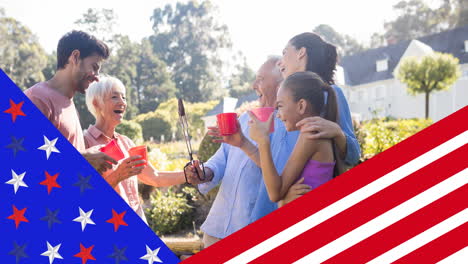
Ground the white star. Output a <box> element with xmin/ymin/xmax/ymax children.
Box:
<box><xmin>41</xmin><ymin>241</ymin><xmax>63</xmax><ymax>264</ymax></box>
<box><xmin>38</xmin><ymin>135</ymin><xmax>60</xmax><ymax>159</ymax></box>
<box><xmin>5</xmin><ymin>169</ymin><xmax>28</xmax><ymax>194</ymax></box>
<box><xmin>140</xmin><ymin>245</ymin><xmax>163</xmax><ymax>264</ymax></box>
<box><xmin>73</xmin><ymin>207</ymin><xmax>95</xmax><ymax>231</ymax></box>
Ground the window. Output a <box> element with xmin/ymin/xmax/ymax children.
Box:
<box><xmin>465</xmin><ymin>40</ymin><xmax>468</xmax><ymax>52</ymax></box>
<box><xmin>376</xmin><ymin>59</ymin><xmax>388</xmax><ymax>72</ymax></box>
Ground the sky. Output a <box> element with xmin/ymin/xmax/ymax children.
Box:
<box><xmin>0</xmin><ymin>0</ymin><xmax>442</xmax><ymax>70</ymax></box>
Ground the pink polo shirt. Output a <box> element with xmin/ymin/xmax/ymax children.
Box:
<box><xmin>84</xmin><ymin>125</ymin><xmax>147</xmax><ymax>223</ymax></box>
<box><xmin>24</xmin><ymin>82</ymin><xmax>86</xmax><ymax>152</ymax></box>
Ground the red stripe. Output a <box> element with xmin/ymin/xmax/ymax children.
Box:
<box><xmin>249</xmin><ymin>145</ymin><xmax>468</xmax><ymax>263</ymax></box>
<box><xmin>183</xmin><ymin>106</ymin><xmax>468</xmax><ymax>264</ymax></box>
<box><xmin>325</xmin><ymin>184</ymin><xmax>468</xmax><ymax>264</ymax></box>
<box><xmin>393</xmin><ymin>222</ymin><xmax>468</xmax><ymax>264</ymax></box>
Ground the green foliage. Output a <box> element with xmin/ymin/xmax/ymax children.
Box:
<box><xmin>146</xmin><ymin>187</ymin><xmax>195</xmax><ymax>235</ymax></box>
<box><xmin>116</xmin><ymin>119</ymin><xmax>143</xmax><ymax>145</ymax></box>
<box><xmin>135</xmin><ymin>39</ymin><xmax>176</xmax><ymax>114</ymax></box>
<box><xmin>137</xmin><ymin>98</ymin><xmax>219</xmax><ymax>141</ymax></box>
<box><xmin>313</xmin><ymin>24</ymin><xmax>365</xmax><ymax>56</ymax></box>
<box><xmin>101</xmin><ymin>35</ymin><xmax>140</xmax><ymax>119</ymax></box>
<box><xmin>457</xmin><ymin>0</ymin><xmax>468</xmax><ymax>27</ymax></box>
<box><xmin>397</xmin><ymin>52</ymin><xmax>461</xmax><ymax>118</ymax></box>
<box><xmin>198</xmin><ymin>133</ymin><xmax>221</xmax><ymax>163</ymax></box>
<box><xmin>228</xmin><ymin>55</ymin><xmax>255</xmax><ymax>98</ymax></box>
<box><xmin>74</xmin><ymin>93</ymin><xmax>95</xmax><ymax>129</ymax></box>
<box><xmin>150</xmin><ymin>0</ymin><xmax>232</xmax><ymax>102</ymax></box>
<box><xmin>360</xmin><ymin>118</ymin><xmax>433</xmax><ymax>159</ymax></box>
<box><xmin>0</xmin><ymin>15</ymin><xmax>47</xmax><ymax>90</ymax></box>
<box><xmin>376</xmin><ymin>0</ymin><xmax>465</xmax><ymax>45</ymax></box>
<box><xmin>42</xmin><ymin>52</ymin><xmax>57</xmax><ymax>80</ymax></box>
<box><xmin>135</xmin><ymin>111</ymin><xmax>172</xmax><ymax>142</ymax></box>
<box><xmin>74</xmin><ymin>8</ymin><xmax>119</xmax><ymax>48</ymax></box>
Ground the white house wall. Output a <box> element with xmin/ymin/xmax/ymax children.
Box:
<box><xmin>343</xmin><ymin>63</ymin><xmax>468</xmax><ymax>121</ymax></box>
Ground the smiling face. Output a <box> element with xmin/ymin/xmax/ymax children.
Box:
<box><xmin>277</xmin><ymin>42</ymin><xmax>307</xmax><ymax>79</ymax></box>
<box><xmin>97</xmin><ymin>85</ymin><xmax>127</xmax><ymax>126</ymax></box>
<box><xmin>276</xmin><ymin>85</ymin><xmax>304</xmax><ymax>132</ymax></box>
<box><xmin>252</xmin><ymin>59</ymin><xmax>282</xmax><ymax>107</ymax></box>
<box><xmin>73</xmin><ymin>52</ymin><xmax>104</xmax><ymax>94</ymax></box>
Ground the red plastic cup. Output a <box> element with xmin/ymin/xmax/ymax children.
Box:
<box><xmin>99</xmin><ymin>139</ymin><xmax>125</xmax><ymax>161</ymax></box>
<box><xmin>251</xmin><ymin>107</ymin><xmax>275</xmax><ymax>132</ymax></box>
<box><xmin>128</xmin><ymin>146</ymin><xmax>148</xmax><ymax>167</ymax></box>
<box><xmin>216</xmin><ymin>113</ymin><xmax>238</xmax><ymax>135</ymax></box>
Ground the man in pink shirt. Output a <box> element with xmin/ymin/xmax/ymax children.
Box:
<box><xmin>25</xmin><ymin>30</ymin><xmax>116</xmax><ymax>173</ymax></box>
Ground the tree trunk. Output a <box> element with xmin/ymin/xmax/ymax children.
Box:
<box><xmin>425</xmin><ymin>92</ymin><xmax>430</xmax><ymax>119</ymax></box>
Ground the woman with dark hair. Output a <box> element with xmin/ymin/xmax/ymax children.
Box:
<box><xmin>249</xmin><ymin>72</ymin><xmax>343</xmax><ymax>203</ymax></box>
<box><xmin>278</xmin><ymin>32</ymin><xmax>360</xmax><ymax>167</ymax></box>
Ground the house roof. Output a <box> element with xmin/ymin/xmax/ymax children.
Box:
<box><xmin>235</xmin><ymin>92</ymin><xmax>258</xmax><ymax>108</ymax></box>
<box><xmin>340</xmin><ymin>25</ymin><xmax>468</xmax><ymax>86</ymax></box>
<box><xmin>205</xmin><ymin>92</ymin><xmax>258</xmax><ymax>116</ymax></box>
<box><xmin>205</xmin><ymin>101</ymin><xmax>225</xmax><ymax>116</ymax></box>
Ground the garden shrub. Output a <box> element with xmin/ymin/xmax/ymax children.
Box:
<box><xmin>198</xmin><ymin>133</ymin><xmax>221</xmax><ymax>163</ymax></box>
<box><xmin>116</xmin><ymin>119</ymin><xmax>143</xmax><ymax>145</ymax></box>
<box><xmin>146</xmin><ymin>187</ymin><xmax>195</xmax><ymax>236</ymax></box>
<box><xmin>361</xmin><ymin>118</ymin><xmax>432</xmax><ymax>159</ymax></box>
<box><xmin>135</xmin><ymin>111</ymin><xmax>172</xmax><ymax>142</ymax></box>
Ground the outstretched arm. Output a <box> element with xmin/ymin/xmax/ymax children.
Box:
<box><xmin>249</xmin><ymin>112</ymin><xmax>316</xmax><ymax>202</ymax></box>
<box><xmin>138</xmin><ymin>163</ymin><xmax>186</xmax><ymax>187</ymax></box>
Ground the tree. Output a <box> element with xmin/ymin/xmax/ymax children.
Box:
<box><xmin>150</xmin><ymin>1</ymin><xmax>232</xmax><ymax>102</ymax></box>
<box><xmin>455</xmin><ymin>0</ymin><xmax>468</xmax><ymax>26</ymax></box>
<box><xmin>313</xmin><ymin>24</ymin><xmax>365</xmax><ymax>56</ymax></box>
<box><xmin>100</xmin><ymin>35</ymin><xmax>140</xmax><ymax>119</ymax></box>
<box><xmin>384</xmin><ymin>0</ymin><xmax>441</xmax><ymax>43</ymax></box>
<box><xmin>42</xmin><ymin>52</ymin><xmax>57</xmax><ymax>80</ymax></box>
<box><xmin>397</xmin><ymin>52</ymin><xmax>461</xmax><ymax>118</ymax></box>
<box><xmin>381</xmin><ymin>0</ymin><xmax>466</xmax><ymax>45</ymax></box>
<box><xmin>74</xmin><ymin>8</ymin><xmax>119</xmax><ymax>49</ymax></box>
<box><xmin>0</xmin><ymin>14</ymin><xmax>47</xmax><ymax>90</ymax></box>
<box><xmin>135</xmin><ymin>39</ymin><xmax>176</xmax><ymax>113</ymax></box>
<box><xmin>228</xmin><ymin>54</ymin><xmax>255</xmax><ymax>98</ymax></box>
<box><xmin>102</xmin><ymin>36</ymin><xmax>176</xmax><ymax>115</ymax></box>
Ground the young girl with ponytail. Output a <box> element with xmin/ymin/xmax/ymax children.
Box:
<box><xmin>249</xmin><ymin>71</ymin><xmax>343</xmax><ymax>203</ymax></box>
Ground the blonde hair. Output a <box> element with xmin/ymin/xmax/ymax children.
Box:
<box><xmin>86</xmin><ymin>75</ymin><xmax>126</xmax><ymax>119</ymax></box>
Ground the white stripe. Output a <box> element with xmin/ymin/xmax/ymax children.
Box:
<box><xmin>437</xmin><ymin>246</ymin><xmax>468</xmax><ymax>264</ymax></box>
<box><xmin>295</xmin><ymin>170</ymin><xmax>468</xmax><ymax>264</ymax></box>
<box><xmin>224</xmin><ymin>131</ymin><xmax>468</xmax><ymax>264</ymax></box>
<box><xmin>368</xmin><ymin>209</ymin><xmax>468</xmax><ymax>264</ymax></box>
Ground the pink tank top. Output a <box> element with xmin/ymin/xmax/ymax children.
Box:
<box><xmin>301</xmin><ymin>159</ymin><xmax>335</xmax><ymax>189</ymax></box>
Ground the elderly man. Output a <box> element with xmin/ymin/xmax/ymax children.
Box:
<box><xmin>186</xmin><ymin>56</ymin><xmax>301</xmax><ymax>247</ymax></box>
<box><xmin>25</xmin><ymin>30</ymin><xmax>116</xmax><ymax>173</ymax></box>
<box><xmin>188</xmin><ymin>54</ymin><xmax>361</xmax><ymax>249</ymax></box>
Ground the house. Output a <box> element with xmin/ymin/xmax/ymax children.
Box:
<box><xmin>340</xmin><ymin>25</ymin><xmax>468</xmax><ymax>121</ymax></box>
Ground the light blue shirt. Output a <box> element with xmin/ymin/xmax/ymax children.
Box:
<box><xmin>333</xmin><ymin>85</ymin><xmax>361</xmax><ymax>166</ymax></box>
<box><xmin>199</xmin><ymin>85</ymin><xmax>360</xmax><ymax>238</ymax></box>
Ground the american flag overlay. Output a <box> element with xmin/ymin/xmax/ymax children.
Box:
<box><xmin>184</xmin><ymin>107</ymin><xmax>467</xmax><ymax>262</ymax></box>
<box><xmin>0</xmin><ymin>69</ymin><xmax>180</xmax><ymax>264</ymax></box>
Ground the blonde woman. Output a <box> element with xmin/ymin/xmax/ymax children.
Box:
<box><xmin>84</xmin><ymin>76</ymin><xmax>186</xmax><ymax>222</ymax></box>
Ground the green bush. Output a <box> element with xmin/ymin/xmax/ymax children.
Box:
<box><xmin>198</xmin><ymin>133</ymin><xmax>221</xmax><ymax>163</ymax></box>
<box><xmin>135</xmin><ymin>111</ymin><xmax>172</xmax><ymax>142</ymax></box>
<box><xmin>361</xmin><ymin>118</ymin><xmax>432</xmax><ymax>159</ymax></box>
<box><xmin>153</xmin><ymin>98</ymin><xmax>219</xmax><ymax>140</ymax></box>
<box><xmin>133</xmin><ymin>98</ymin><xmax>219</xmax><ymax>142</ymax></box>
<box><xmin>145</xmin><ymin>187</ymin><xmax>195</xmax><ymax>236</ymax></box>
<box><xmin>116</xmin><ymin>119</ymin><xmax>143</xmax><ymax>145</ymax></box>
